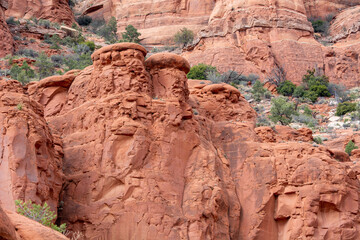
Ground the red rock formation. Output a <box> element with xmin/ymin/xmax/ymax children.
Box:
<box><xmin>0</xmin><ymin>80</ymin><xmax>63</xmax><ymax>213</ymax></box>
<box><xmin>0</xmin><ymin>0</ymin><xmax>14</xmax><ymax>58</ymax></box>
<box><xmin>22</xmin><ymin>43</ymin><xmax>360</xmax><ymax>239</ymax></box>
<box><xmin>112</xmin><ymin>0</ymin><xmax>215</xmax><ymax>45</ymax></box>
<box><xmin>6</xmin><ymin>0</ymin><xmax>74</xmax><ymax>25</ymax></box>
<box><xmin>304</xmin><ymin>0</ymin><xmax>360</xmax><ymax>18</ymax></box>
<box><xmin>183</xmin><ymin>0</ymin><xmax>360</xmax><ymax>88</ymax></box>
<box><xmin>0</xmin><ymin>205</ymin><xmax>69</xmax><ymax>240</ymax></box>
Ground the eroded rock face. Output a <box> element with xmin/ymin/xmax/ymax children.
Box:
<box><xmin>0</xmin><ymin>80</ymin><xmax>63</xmax><ymax>212</ymax></box>
<box><xmin>29</xmin><ymin>43</ymin><xmax>243</xmax><ymax>239</ymax></box>
<box><xmin>304</xmin><ymin>0</ymin><xmax>360</xmax><ymax>18</ymax></box>
<box><xmin>0</xmin><ymin>0</ymin><xmax>14</xmax><ymax>58</ymax></box>
<box><xmin>23</xmin><ymin>43</ymin><xmax>360</xmax><ymax>239</ymax></box>
<box><xmin>183</xmin><ymin>0</ymin><xmax>360</xmax><ymax>88</ymax></box>
<box><xmin>6</xmin><ymin>0</ymin><xmax>74</xmax><ymax>25</ymax></box>
<box><xmin>112</xmin><ymin>0</ymin><xmax>215</xmax><ymax>45</ymax></box>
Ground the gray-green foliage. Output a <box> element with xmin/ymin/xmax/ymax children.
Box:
<box><xmin>251</xmin><ymin>80</ymin><xmax>269</xmax><ymax>102</ymax></box>
<box><xmin>174</xmin><ymin>28</ymin><xmax>194</xmax><ymax>47</ymax></box>
<box><xmin>120</xmin><ymin>25</ymin><xmax>141</xmax><ymax>43</ymax></box>
<box><xmin>269</xmin><ymin>97</ymin><xmax>297</xmax><ymax>125</ymax></box>
<box><xmin>15</xmin><ymin>200</ymin><xmax>66</xmax><ymax>234</ymax></box>
<box><xmin>35</xmin><ymin>52</ymin><xmax>55</xmax><ymax>79</ymax></box>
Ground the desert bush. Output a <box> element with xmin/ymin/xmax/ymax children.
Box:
<box><xmin>64</xmin><ymin>53</ymin><xmax>92</xmax><ymax>71</ymax></box>
<box><xmin>303</xmin><ymin>90</ymin><xmax>318</xmax><ymax>103</ymax></box>
<box><xmin>251</xmin><ymin>80</ymin><xmax>269</xmax><ymax>102</ymax></box>
<box><xmin>313</xmin><ymin>136</ymin><xmax>323</xmax><ymax>144</ymax></box>
<box><xmin>10</xmin><ymin>61</ymin><xmax>35</xmax><ymax>85</ymax></box>
<box><xmin>256</xmin><ymin>115</ymin><xmax>271</xmax><ymax>127</ymax></box>
<box><xmin>89</xmin><ymin>18</ymin><xmax>106</xmax><ymax>34</ymax></box>
<box><xmin>345</xmin><ymin>140</ymin><xmax>358</xmax><ymax>156</ymax></box>
<box><xmin>269</xmin><ymin>96</ymin><xmax>297</xmax><ymax>125</ymax></box>
<box><xmin>38</xmin><ymin>19</ymin><xmax>51</xmax><ymax>29</ymax></box>
<box><xmin>6</xmin><ymin>17</ymin><xmax>20</xmax><ymax>25</ymax></box>
<box><xmin>266</xmin><ymin>66</ymin><xmax>287</xmax><ymax>86</ymax></box>
<box><xmin>84</xmin><ymin>41</ymin><xmax>95</xmax><ymax>51</ymax></box>
<box><xmin>328</xmin><ymin>83</ymin><xmax>350</xmax><ymax>103</ymax></box>
<box><xmin>309</xmin><ymin>84</ymin><xmax>331</xmax><ymax>97</ymax></box>
<box><xmin>174</xmin><ymin>28</ymin><xmax>194</xmax><ymax>47</ymax></box>
<box><xmin>187</xmin><ymin>63</ymin><xmax>217</xmax><ymax>80</ymax></box>
<box><xmin>35</xmin><ymin>52</ymin><xmax>55</xmax><ymax>79</ymax></box>
<box><xmin>336</xmin><ymin>101</ymin><xmax>356</xmax><ymax>116</ymax></box>
<box><xmin>16</xmin><ymin>49</ymin><xmax>39</xmax><ymax>58</ymax></box>
<box><xmin>292</xmin><ymin>114</ymin><xmax>317</xmax><ymax>128</ymax></box>
<box><xmin>51</xmin><ymin>55</ymin><xmax>64</xmax><ymax>68</ymax></box>
<box><xmin>15</xmin><ymin>200</ymin><xmax>66</xmax><ymax>234</ymax></box>
<box><xmin>120</xmin><ymin>25</ymin><xmax>141</xmax><ymax>43</ymax></box>
<box><xmin>73</xmin><ymin>44</ymin><xmax>91</xmax><ymax>55</ymax></box>
<box><xmin>77</xmin><ymin>15</ymin><xmax>92</xmax><ymax>26</ymax></box>
<box><xmin>277</xmin><ymin>80</ymin><xmax>296</xmax><ymax>96</ymax></box>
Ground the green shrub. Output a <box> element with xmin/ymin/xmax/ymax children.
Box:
<box><xmin>313</xmin><ymin>136</ymin><xmax>323</xmax><ymax>144</ymax></box>
<box><xmin>15</xmin><ymin>200</ymin><xmax>66</xmax><ymax>234</ymax></box>
<box><xmin>187</xmin><ymin>63</ymin><xmax>217</xmax><ymax>80</ymax></box>
<box><xmin>303</xmin><ymin>90</ymin><xmax>318</xmax><ymax>103</ymax></box>
<box><xmin>64</xmin><ymin>53</ymin><xmax>92</xmax><ymax>71</ymax></box>
<box><xmin>269</xmin><ymin>96</ymin><xmax>297</xmax><ymax>125</ymax></box>
<box><xmin>16</xmin><ymin>49</ymin><xmax>39</xmax><ymax>58</ymax></box>
<box><xmin>6</xmin><ymin>17</ymin><xmax>20</xmax><ymax>25</ymax></box>
<box><xmin>302</xmin><ymin>105</ymin><xmax>313</xmax><ymax>116</ymax></box>
<box><xmin>328</xmin><ymin>83</ymin><xmax>350</xmax><ymax>103</ymax></box>
<box><xmin>277</xmin><ymin>80</ymin><xmax>296</xmax><ymax>96</ymax></box>
<box><xmin>77</xmin><ymin>15</ymin><xmax>92</xmax><ymax>26</ymax></box>
<box><xmin>174</xmin><ymin>28</ymin><xmax>194</xmax><ymax>47</ymax></box>
<box><xmin>336</xmin><ymin>102</ymin><xmax>356</xmax><ymax>116</ymax></box>
<box><xmin>293</xmin><ymin>86</ymin><xmax>305</xmax><ymax>98</ymax></box>
<box><xmin>35</xmin><ymin>52</ymin><xmax>55</xmax><ymax>79</ymax></box>
<box><xmin>302</xmin><ymin>69</ymin><xmax>329</xmax><ymax>89</ymax></box>
<box><xmin>309</xmin><ymin>84</ymin><xmax>331</xmax><ymax>97</ymax></box>
<box><xmin>38</xmin><ymin>19</ymin><xmax>51</xmax><ymax>29</ymax></box>
<box><xmin>84</xmin><ymin>41</ymin><xmax>95</xmax><ymax>51</ymax></box>
<box><xmin>251</xmin><ymin>80</ymin><xmax>268</xmax><ymax>102</ymax></box>
<box><xmin>345</xmin><ymin>140</ymin><xmax>358</xmax><ymax>156</ymax></box>
<box><xmin>120</xmin><ymin>25</ymin><xmax>141</xmax><ymax>43</ymax></box>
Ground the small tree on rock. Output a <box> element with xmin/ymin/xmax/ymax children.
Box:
<box><xmin>121</xmin><ymin>25</ymin><xmax>141</xmax><ymax>43</ymax></box>
<box><xmin>269</xmin><ymin>96</ymin><xmax>297</xmax><ymax>125</ymax></box>
<box><xmin>174</xmin><ymin>28</ymin><xmax>194</xmax><ymax>48</ymax></box>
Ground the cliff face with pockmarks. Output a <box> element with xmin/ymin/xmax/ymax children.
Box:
<box><xmin>0</xmin><ymin>43</ymin><xmax>356</xmax><ymax>239</ymax></box>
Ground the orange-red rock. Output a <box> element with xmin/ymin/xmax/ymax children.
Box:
<box><xmin>0</xmin><ymin>205</ymin><xmax>18</xmax><ymax>240</ymax></box>
<box><xmin>0</xmin><ymin>0</ymin><xmax>14</xmax><ymax>58</ymax></box>
<box><xmin>0</xmin><ymin>80</ymin><xmax>63</xmax><ymax>213</ymax></box>
<box><xmin>182</xmin><ymin>0</ymin><xmax>360</xmax><ymax>88</ymax></box>
<box><xmin>6</xmin><ymin>0</ymin><xmax>74</xmax><ymax>25</ymax></box>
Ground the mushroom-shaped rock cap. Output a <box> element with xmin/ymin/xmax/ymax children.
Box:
<box><xmin>145</xmin><ymin>53</ymin><xmax>190</xmax><ymax>74</ymax></box>
<box><xmin>91</xmin><ymin>43</ymin><xmax>147</xmax><ymax>61</ymax></box>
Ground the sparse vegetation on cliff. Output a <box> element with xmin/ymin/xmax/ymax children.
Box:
<box><xmin>15</xmin><ymin>200</ymin><xmax>66</xmax><ymax>234</ymax></box>
<box><xmin>174</xmin><ymin>28</ymin><xmax>194</xmax><ymax>48</ymax></box>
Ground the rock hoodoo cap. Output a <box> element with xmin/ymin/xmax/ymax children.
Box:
<box><xmin>145</xmin><ymin>52</ymin><xmax>190</xmax><ymax>74</ymax></box>
<box><xmin>91</xmin><ymin>42</ymin><xmax>147</xmax><ymax>61</ymax></box>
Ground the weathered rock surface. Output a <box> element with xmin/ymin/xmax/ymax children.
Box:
<box><xmin>20</xmin><ymin>43</ymin><xmax>360</xmax><ymax>239</ymax></box>
<box><xmin>0</xmin><ymin>0</ymin><xmax>14</xmax><ymax>58</ymax></box>
<box><xmin>304</xmin><ymin>0</ymin><xmax>360</xmax><ymax>18</ymax></box>
<box><xmin>0</xmin><ymin>205</ymin><xmax>18</xmax><ymax>240</ymax></box>
<box><xmin>6</xmin><ymin>0</ymin><xmax>74</xmax><ymax>25</ymax></box>
<box><xmin>0</xmin><ymin>80</ymin><xmax>63</xmax><ymax>213</ymax></box>
<box><xmin>183</xmin><ymin>0</ymin><xmax>360</xmax><ymax>88</ymax></box>
<box><xmin>4</xmin><ymin>208</ymin><xmax>69</xmax><ymax>240</ymax></box>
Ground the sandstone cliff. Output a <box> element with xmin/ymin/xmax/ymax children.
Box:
<box><xmin>182</xmin><ymin>0</ymin><xmax>360</xmax><ymax>88</ymax></box>
<box><xmin>8</xmin><ymin>43</ymin><xmax>356</xmax><ymax>239</ymax></box>
<box><xmin>6</xmin><ymin>0</ymin><xmax>74</xmax><ymax>25</ymax></box>
<box><xmin>0</xmin><ymin>0</ymin><xmax>14</xmax><ymax>58</ymax></box>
